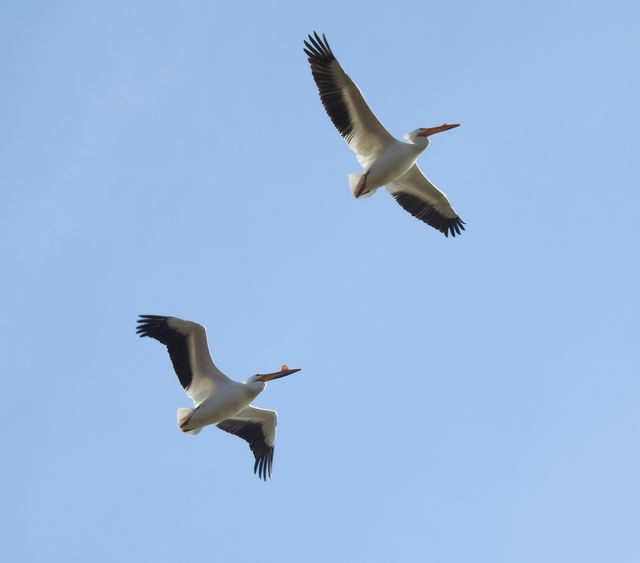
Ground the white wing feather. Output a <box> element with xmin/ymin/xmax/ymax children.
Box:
<box><xmin>230</xmin><ymin>405</ymin><xmax>278</xmax><ymax>447</ymax></box>
<box><xmin>165</xmin><ymin>318</ymin><xmax>231</xmax><ymax>405</ymax></box>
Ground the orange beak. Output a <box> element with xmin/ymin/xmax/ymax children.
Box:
<box><xmin>417</xmin><ymin>123</ymin><xmax>460</xmax><ymax>137</ymax></box>
<box><xmin>256</xmin><ymin>364</ymin><xmax>301</xmax><ymax>382</ymax></box>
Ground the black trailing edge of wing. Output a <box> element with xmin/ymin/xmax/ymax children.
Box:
<box><xmin>136</xmin><ymin>314</ymin><xmax>193</xmax><ymax>390</ymax></box>
<box><xmin>392</xmin><ymin>193</ymin><xmax>466</xmax><ymax>237</ymax></box>
<box><xmin>304</xmin><ymin>32</ymin><xmax>354</xmax><ymax>141</ymax></box>
<box><xmin>217</xmin><ymin>419</ymin><xmax>275</xmax><ymax>481</ymax></box>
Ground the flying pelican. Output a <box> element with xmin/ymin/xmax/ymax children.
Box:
<box><xmin>304</xmin><ymin>32</ymin><xmax>465</xmax><ymax>237</ymax></box>
<box><xmin>136</xmin><ymin>314</ymin><xmax>301</xmax><ymax>480</ymax></box>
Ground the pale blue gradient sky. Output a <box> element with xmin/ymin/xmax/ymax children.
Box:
<box><xmin>2</xmin><ymin>1</ymin><xmax>639</xmax><ymax>562</ymax></box>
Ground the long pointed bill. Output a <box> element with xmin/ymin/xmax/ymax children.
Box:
<box><xmin>417</xmin><ymin>123</ymin><xmax>460</xmax><ymax>137</ymax></box>
<box><xmin>257</xmin><ymin>364</ymin><xmax>301</xmax><ymax>382</ymax></box>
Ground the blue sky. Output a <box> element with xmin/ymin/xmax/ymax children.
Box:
<box><xmin>2</xmin><ymin>1</ymin><xmax>639</xmax><ymax>561</ymax></box>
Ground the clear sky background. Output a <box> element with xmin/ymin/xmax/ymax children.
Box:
<box><xmin>2</xmin><ymin>1</ymin><xmax>639</xmax><ymax>561</ymax></box>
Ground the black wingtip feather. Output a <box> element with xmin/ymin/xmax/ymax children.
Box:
<box><xmin>392</xmin><ymin>192</ymin><xmax>466</xmax><ymax>238</ymax></box>
<box><xmin>137</xmin><ymin>315</ymin><xmax>169</xmax><ymax>336</ymax></box>
<box><xmin>218</xmin><ymin>419</ymin><xmax>274</xmax><ymax>481</ymax></box>
<box><xmin>303</xmin><ymin>32</ymin><xmax>354</xmax><ymax>141</ymax></box>
<box><xmin>136</xmin><ymin>314</ymin><xmax>193</xmax><ymax>390</ymax></box>
<box><xmin>305</xmin><ymin>32</ymin><xmax>333</xmax><ymax>59</ymax></box>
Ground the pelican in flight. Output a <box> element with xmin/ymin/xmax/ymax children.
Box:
<box><xmin>304</xmin><ymin>32</ymin><xmax>465</xmax><ymax>237</ymax></box>
<box><xmin>136</xmin><ymin>314</ymin><xmax>301</xmax><ymax>480</ymax></box>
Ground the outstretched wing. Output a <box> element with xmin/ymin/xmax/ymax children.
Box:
<box><xmin>217</xmin><ymin>406</ymin><xmax>278</xmax><ymax>481</ymax></box>
<box><xmin>304</xmin><ymin>32</ymin><xmax>395</xmax><ymax>168</ymax></box>
<box><xmin>386</xmin><ymin>165</ymin><xmax>466</xmax><ymax>237</ymax></box>
<box><xmin>136</xmin><ymin>315</ymin><xmax>231</xmax><ymax>405</ymax></box>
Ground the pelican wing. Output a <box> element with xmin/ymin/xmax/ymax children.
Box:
<box><xmin>136</xmin><ymin>315</ymin><xmax>231</xmax><ymax>405</ymax></box>
<box><xmin>386</xmin><ymin>165</ymin><xmax>466</xmax><ymax>237</ymax></box>
<box><xmin>217</xmin><ymin>406</ymin><xmax>277</xmax><ymax>481</ymax></box>
<box><xmin>304</xmin><ymin>32</ymin><xmax>395</xmax><ymax>168</ymax></box>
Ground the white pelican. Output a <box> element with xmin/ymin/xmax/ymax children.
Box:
<box><xmin>304</xmin><ymin>32</ymin><xmax>465</xmax><ymax>237</ymax></box>
<box><xmin>136</xmin><ymin>314</ymin><xmax>301</xmax><ymax>480</ymax></box>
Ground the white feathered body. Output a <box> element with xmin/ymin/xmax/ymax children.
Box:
<box><xmin>366</xmin><ymin>141</ymin><xmax>424</xmax><ymax>189</ymax></box>
<box><xmin>181</xmin><ymin>380</ymin><xmax>264</xmax><ymax>431</ymax></box>
<box><xmin>349</xmin><ymin>139</ymin><xmax>427</xmax><ymax>197</ymax></box>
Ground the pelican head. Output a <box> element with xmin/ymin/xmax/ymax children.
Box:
<box><xmin>246</xmin><ymin>365</ymin><xmax>301</xmax><ymax>388</ymax></box>
<box><xmin>405</xmin><ymin>123</ymin><xmax>460</xmax><ymax>146</ymax></box>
